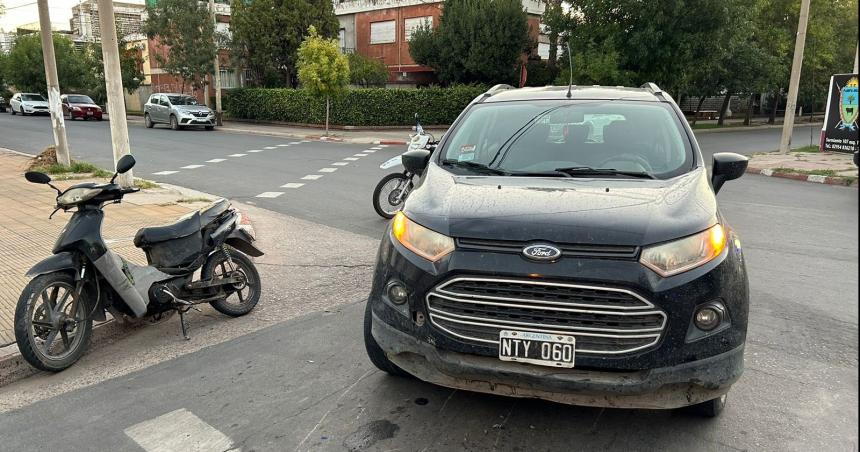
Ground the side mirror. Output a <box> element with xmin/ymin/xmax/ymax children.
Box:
<box><xmin>711</xmin><ymin>152</ymin><xmax>748</xmax><ymax>194</ymax></box>
<box><xmin>402</xmin><ymin>149</ymin><xmax>432</xmax><ymax>176</ymax></box>
<box><xmin>116</xmin><ymin>154</ymin><xmax>136</xmax><ymax>174</ymax></box>
<box><xmin>25</xmin><ymin>171</ymin><xmax>51</xmax><ymax>184</ymax></box>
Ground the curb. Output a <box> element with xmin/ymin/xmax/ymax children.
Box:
<box><xmin>746</xmin><ymin>167</ymin><xmax>858</xmax><ymax>186</ymax></box>
<box><xmin>690</xmin><ymin>122</ymin><xmax>823</xmax><ymax>134</ymax></box>
<box><xmin>376</xmin><ymin>140</ymin><xmax>408</xmax><ymax>145</ymax></box>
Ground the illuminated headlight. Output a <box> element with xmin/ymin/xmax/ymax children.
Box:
<box><xmin>640</xmin><ymin>224</ymin><xmax>726</xmax><ymax>277</ymax></box>
<box><xmin>392</xmin><ymin>211</ymin><xmax>455</xmax><ymax>262</ymax></box>
<box><xmin>57</xmin><ymin>187</ymin><xmax>103</xmax><ymax>206</ymax></box>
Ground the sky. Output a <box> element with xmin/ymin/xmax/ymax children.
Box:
<box><xmin>0</xmin><ymin>0</ymin><xmax>146</xmax><ymax>32</ymax></box>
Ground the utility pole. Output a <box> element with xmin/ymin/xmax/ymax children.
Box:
<box><xmin>97</xmin><ymin>0</ymin><xmax>133</xmax><ymax>187</ymax></box>
<box><xmin>854</xmin><ymin>43</ymin><xmax>858</xmax><ymax>74</ymax></box>
<box><xmin>778</xmin><ymin>0</ymin><xmax>811</xmax><ymax>154</ymax></box>
<box><xmin>209</xmin><ymin>0</ymin><xmax>223</xmax><ymax>126</ymax></box>
<box><xmin>37</xmin><ymin>0</ymin><xmax>71</xmax><ymax>166</ymax></box>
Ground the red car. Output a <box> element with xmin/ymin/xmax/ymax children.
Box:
<box><xmin>61</xmin><ymin>94</ymin><xmax>103</xmax><ymax>121</ymax></box>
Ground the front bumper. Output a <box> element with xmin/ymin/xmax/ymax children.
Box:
<box><xmin>179</xmin><ymin>114</ymin><xmax>215</xmax><ymax>125</ymax></box>
<box><xmin>71</xmin><ymin>110</ymin><xmax>102</xmax><ymax>119</ymax></box>
<box><xmin>373</xmin><ymin>310</ymin><xmax>743</xmax><ymax>408</ymax></box>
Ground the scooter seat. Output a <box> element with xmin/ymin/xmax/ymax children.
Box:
<box><xmin>134</xmin><ymin>199</ymin><xmax>230</xmax><ymax>247</ymax></box>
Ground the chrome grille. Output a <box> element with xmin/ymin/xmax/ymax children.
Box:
<box><xmin>426</xmin><ymin>277</ymin><xmax>666</xmax><ymax>355</ymax></box>
<box><xmin>456</xmin><ymin>238</ymin><xmax>639</xmax><ymax>260</ymax></box>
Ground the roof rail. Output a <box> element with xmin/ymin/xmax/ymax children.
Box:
<box><xmin>640</xmin><ymin>82</ymin><xmax>662</xmax><ymax>94</ymax></box>
<box><xmin>485</xmin><ymin>84</ymin><xmax>515</xmax><ymax>96</ymax></box>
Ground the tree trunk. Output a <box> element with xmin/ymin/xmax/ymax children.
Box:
<box><xmin>691</xmin><ymin>96</ymin><xmax>707</xmax><ymax>126</ymax></box>
<box><xmin>325</xmin><ymin>96</ymin><xmax>330</xmax><ymax>136</ymax></box>
<box><xmin>717</xmin><ymin>91</ymin><xmax>732</xmax><ymax>126</ymax></box>
<box><xmin>768</xmin><ymin>90</ymin><xmax>780</xmax><ymax>124</ymax></box>
<box><xmin>743</xmin><ymin>94</ymin><xmax>754</xmax><ymax>126</ymax></box>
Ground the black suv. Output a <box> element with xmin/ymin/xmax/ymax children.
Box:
<box><xmin>364</xmin><ymin>83</ymin><xmax>750</xmax><ymax>417</ymax></box>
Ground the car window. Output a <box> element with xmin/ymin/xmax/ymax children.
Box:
<box><xmin>21</xmin><ymin>94</ymin><xmax>46</xmax><ymax>102</ymax></box>
<box><xmin>168</xmin><ymin>95</ymin><xmax>198</xmax><ymax>106</ymax></box>
<box><xmin>67</xmin><ymin>95</ymin><xmax>94</xmax><ymax>104</ymax></box>
<box><xmin>441</xmin><ymin>100</ymin><xmax>693</xmax><ymax>179</ymax></box>
<box><xmin>158</xmin><ymin>95</ymin><xmax>168</xmax><ymax>106</ymax></box>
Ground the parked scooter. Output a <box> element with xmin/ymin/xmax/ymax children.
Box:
<box><xmin>16</xmin><ymin>155</ymin><xmax>263</xmax><ymax>371</ymax></box>
<box><xmin>372</xmin><ymin>114</ymin><xmax>437</xmax><ymax>219</ymax></box>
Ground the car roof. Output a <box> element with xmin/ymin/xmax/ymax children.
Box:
<box><xmin>479</xmin><ymin>85</ymin><xmax>663</xmax><ymax>103</ymax></box>
<box><xmin>154</xmin><ymin>93</ymin><xmax>194</xmax><ymax>97</ymax></box>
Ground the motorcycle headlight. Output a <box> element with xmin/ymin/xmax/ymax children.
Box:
<box><xmin>392</xmin><ymin>211</ymin><xmax>455</xmax><ymax>262</ymax></box>
<box><xmin>57</xmin><ymin>187</ymin><xmax>103</xmax><ymax>206</ymax></box>
<box><xmin>640</xmin><ymin>224</ymin><xmax>726</xmax><ymax>277</ymax></box>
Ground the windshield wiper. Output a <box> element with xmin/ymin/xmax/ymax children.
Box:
<box><xmin>441</xmin><ymin>159</ymin><xmax>510</xmax><ymax>175</ymax></box>
<box><xmin>554</xmin><ymin>166</ymin><xmax>656</xmax><ymax>179</ymax></box>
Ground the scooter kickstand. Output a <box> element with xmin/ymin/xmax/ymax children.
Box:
<box><xmin>178</xmin><ymin>309</ymin><xmax>191</xmax><ymax>340</ymax></box>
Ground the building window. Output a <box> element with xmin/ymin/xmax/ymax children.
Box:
<box><xmin>404</xmin><ymin>16</ymin><xmax>432</xmax><ymax>41</ymax></box>
<box><xmin>339</xmin><ymin>28</ymin><xmax>346</xmax><ymax>49</ymax></box>
<box><xmin>241</xmin><ymin>69</ymin><xmax>254</xmax><ymax>87</ymax></box>
<box><xmin>220</xmin><ymin>69</ymin><xmax>238</xmax><ymax>89</ymax></box>
<box><xmin>370</xmin><ymin>20</ymin><xmax>395</xmax><ymax>44</ymax></box>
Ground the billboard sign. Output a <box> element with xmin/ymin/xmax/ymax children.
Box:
<box><xmin>820</xmin><ymin>73</ymin><xmax>859</xmax><ymax>153</ymax></box>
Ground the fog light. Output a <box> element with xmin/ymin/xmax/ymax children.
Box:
<box><xmin>694</xmin><ymin>306</ymin><xmax>721</xmax><ymax>331</ymax></box>
<box><xmin>387</xmin><ymin>282</ymin><xmax>408</xmax><ymax>304</ymax></box>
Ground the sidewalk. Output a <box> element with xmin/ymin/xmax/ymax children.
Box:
<box><xmin>0</xmin><ymin>150</ymin><xmax>214</xmax><ymax>347</ymax></box>
<box><xmin>746</xmin><ymin>150</ymin><xmax>858</xmax><ymax>186</ymax></box>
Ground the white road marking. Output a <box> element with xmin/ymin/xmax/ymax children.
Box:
<box><xmin>344</xmin><ymin>157</ymin><xmax>359</xmax><ymax>161</ymax></box>
<box><xmin>364</xmin><ymin>150</ymin><xmax>377</xmax><ymax>153</ymax></box>
<box><xmin>281</xmin><ymin>183</ymin><xmax>305</xmax><ymax>188</ymax></box>
<box><xmin>332</xmin><ymin>162</ymin><xmax>349</xmax><ymax>166</ymax></box>
<box><xmin>277</xmin><ymin>144</ymin><xmax>290</xmax><ymax>147</ymax></box>
<box><xmin>378</xmin><ymin>145</ymin><xmax>389</xmax><ymax>147</ymax></box>
<box><xmin>206</xmin><ymin>158</ymin><xmax>226</xmax><ymax>163</ymax></box>
<box><xmin>300</xmin><ymin>140</ymin><xmax>311</xmax><ymax>143</ymax></box>
<box><xmin>370</xmin><ymin>147</ymin><xmax>383</xmax><ymax>150</ymax></box>
<box><xmin>181</xmin><ymin>164</ymin><xmax>204</xmax><ymax>169</ymax></box>
<box><xmin>302</xmin><ymin>175</ymin><xmax>323</xmax><ymax>180</ymax></box>
<box><xmin>264</xmin><ymin>146</ymin><xmax>277</xmax><ymax>150</ymax></box>
<box><xmin>353</xmin><ymin>153</ymin><xmax>367</xmax><ymax>157</ymax></box>
<box><xmin>247</xmin><ymin>149</ymin><xmax>264</xmax><ymax>153</ymax></box>
<box><xmin>228</xmin><ymin>153</ymin><xmax>246</xmax><ymax>157</ymax></box>
<box><xmin>256</xmin><ymin>191</ymin><xmax>284</xmax><ymax>198</ymax></box>
<box><xmin>124</xmin><ymin>408</ymin><xmax>235</xmax><ymax>452</ymax></box>
<box><xmin>319</xmin><ymin>168</ymin><xmax>338</xmax><ymax>173</ymax></box>
<box><xmin>152</xmin><ymin>171</ymin><xmax>178</xmax><ymax>175</ymax></box>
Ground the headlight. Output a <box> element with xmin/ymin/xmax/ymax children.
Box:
<box><xmin>640</xmin><ymin>224</ymin><xmax>726</xmax><ymax>277</ymax></box>
<box><xmin>392</xmin><ymin>211</ymin><xmax>455</xmax><ymax>262</ymax></box>
<box><xmin>71</xmin><ymin>107</ymin><xmax>81</xmax><ymax>111</ymax></box>
<box><xmin>57</xmin><ymin>187</ymin><xmax>103</xmax><ymax>206</ymax></box>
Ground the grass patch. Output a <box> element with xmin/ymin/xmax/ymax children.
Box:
<box><xmin>176</xmin><ymin>196</ymin><xmax>212</xmax><ymax>204</ymax></box>
<box><xmin>33</xmin><ymin>161</ymin><xmax>113</xmax><ymax>178</ymax></box>
<box><xmin>791</xmin><ymin>145</ymin><xmax>820</xmax><ymax>153</ymax></box>
<box><xmin>134</xmin><ymin>179</ymin><xmax>160</xmax><ymax>189</ymax></box>
<box><xmin>772</xmin><ymin>167</ymin><xmax>839</xmax><ymax>177</ymax></box>
<box><xmin>690</xmin><ymin>123</ymin><xmax>724</xmax><ymax>130</ymax></box>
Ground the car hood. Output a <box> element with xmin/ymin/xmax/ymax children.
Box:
<box><xmin>70</xmin><ymin>103</ymin><xmax>100</xmax><ymax>109</ymax></box>
<box><xmin>174</xmin><ymin>105</ymin><xmax>211</xmax><ymax>113</ymax></box>
<box><xmin>404</xmin><ymin>163</ymin><xmax>719</xmax><ymax>247</ymax></box>
<box><xmin>21</xmin><ymin>100</ymin><xmax>49</xmax><ymax>106</ymax></box>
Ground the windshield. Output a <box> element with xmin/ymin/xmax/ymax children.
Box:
<box><xmin>168</xmin><ymin>96</ymin><xmax>198</xmax><ymax>106</ymax></box>
<box><xmin>441</xmin><ymin>100</ymin><xmax>693</xmax><ymax>179</ymax></box>
<box><xmin>22</xmin><ymin>94</ymin><xmax>46</xmax><ymax>102</ymax></box>
<box><xmin>67</xmin><ymin>95</ymin><xmax>94</xmax><ymax>104</ymax></box>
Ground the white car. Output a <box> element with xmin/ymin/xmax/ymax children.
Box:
<box><xmin>10</xmin><ymin>93</ymin><xmax>50</xmax><ymax>116</ymax></box>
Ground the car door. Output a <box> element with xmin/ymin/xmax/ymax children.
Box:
<box><xmin>11</xmin><ymin>94</ymin><xmax>20</xmax><ymax>111</ymax></box>
<box><xmin>158</xmin><ymin>95</ymin><xmax>170</xmax><ymax>123</ymax></box>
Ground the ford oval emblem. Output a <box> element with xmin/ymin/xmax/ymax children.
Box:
<box><xmin>522</xmin><ymin>244</ymin><xmax>562</xmax><ymax>262</ymax></box>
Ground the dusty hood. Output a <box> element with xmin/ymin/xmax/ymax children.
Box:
<box><xmin>404</xmin><ymin>163</ymin><xmax>718</xmax><ymax>246</ymax></box>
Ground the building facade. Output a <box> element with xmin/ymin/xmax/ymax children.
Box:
<box><xmin>70</xmin><ymin>0</ymin><xmax>145</xmax><ymax>43</ymax></box>
<box><xmin>335</xmin><ymin>0</ymin><xmax>546</xmax><ymax>86</ymax></box>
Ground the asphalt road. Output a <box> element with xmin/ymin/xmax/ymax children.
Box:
<box><xmin>0</xmin><ymin>113</ymin><xmax>856</xmax><ymax>451</ymax></box>
<box><xmin>0</xmin><ymin>113</ymin><xmax>824</xmax><ymax>238</ymax></box>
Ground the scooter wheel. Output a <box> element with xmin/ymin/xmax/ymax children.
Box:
<box><xmin>373</xmin><ymin>173</ymin><xmax>410</xmax><ymax>219</ymax></box>
<box><xmin>14</xmin><ymin>272</ymin><xmax>93</xmax><ymax>372</ymax></box>
<box><xmin>202</xmin><ymin>249</ymin><xmax>261</xmax><ymax>317</ymax></box>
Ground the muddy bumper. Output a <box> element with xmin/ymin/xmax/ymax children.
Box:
<box><xmin>372</xmin><ymin>312</ymin><xmax>743</xmax><ymax>409</ymax></box>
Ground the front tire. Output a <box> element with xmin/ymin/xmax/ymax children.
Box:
<box><xmin>687</xmin><ymin>393</ymin><xmax>727</xmax><ymax>418</ymax></box>
<box><xmin>364</xmin><ymin>301</ymin><xmax>410</xmax><ymax>377</ymax></box>
<box><xmin>170</xmin><ymin>115</ymin><xmax>181</xmax><ymax>130</ymax></box>
<box><xmin>373</xmin><ymin>173</ymin><xmax>411</xmax><ymax>219</ymax></box>
<box><xmin>14</xmin><ymin>272</ymin><xmax>93</xmax><ymax>372</ymax></box>
<box><xmin>144</xmin><ymin>114</ymin><xmax>154</xmax><ymax>128</ymax></box>
<box><xmin>205</xmin><ymin>125</ymin><xmax>214</xmax><ymax>131</ymax></box>
<box><xmin>11</xmin><ymin>107</ymin><xmax>16</xmax><ymax>115</ymax></box>
<box><xmin>202</xmin><ymin>249</ymin><xmax>261</xmax><ymax>317</ymax></box>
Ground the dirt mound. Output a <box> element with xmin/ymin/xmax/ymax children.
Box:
<box><xmin>27</xmin><ymin>146</ymin><xmax>60</xmax><ymax>170</ymax></box>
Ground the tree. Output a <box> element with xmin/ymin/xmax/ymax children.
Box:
<box><xmin>80</xmin><ymin>28</ymin><xmax>146</xmax><ymax>104</ymax></box>
<box><xmin>230</xmin><ymin>0</ymin><xmax>339</xmax><ymax>88</ymax></box>
<box><xmin>541</xmin><ymin>0</ymin><xmax>569</xmax><ymax>77</ymax></box>
<box><xmin>4</xmin><ymin>33</ymin><xmax>90</xmax><ymax>94</ymax></box>
<box><xmin>347</xmin><ymin>53</ymin><xmax>389</xmax><ymax>87</ymax></box>
<box><xmin>143</xmin><ymin>0</ymin><xmax>216</xmax><ymax>93</ymax></box>
<box><xmin>297</xmin><ymin>26</ymin><xmax>350</xmax><ymax>135</ymax></box>
<box><xmin>409</xmin><ymin>0</ymin><xmax>531</xmax><ymax>85</ymax></box>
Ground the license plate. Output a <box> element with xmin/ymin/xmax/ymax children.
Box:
<box><xmin>87</xmin><ymin>111</ymin><xmax>93</xmax><ymax>115</ymax></box>
<box><xmin>499</xmin><ymin>330</ymin><xmax>575</xmax><ymax>368</ymax></box>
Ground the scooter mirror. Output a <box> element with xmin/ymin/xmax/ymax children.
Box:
<box><xmin>116</xmin><ymin>154</ymin><xmax>136</xmax><ymax>174</ymax></box>
<box><xmin>25</xmin><ymin>171</ymin><xmax>51</xmax><ymax>184</ymax></box>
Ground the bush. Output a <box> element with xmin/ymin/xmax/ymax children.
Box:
<box><xmin>224</xmin><ymin>85</ymin><xmax>487</xmax><ymax>126</ymax></box>
<box><xmin>347</xmin><ymin>53</ymin><xmax>389</xmax><ymax>87</ymax></box>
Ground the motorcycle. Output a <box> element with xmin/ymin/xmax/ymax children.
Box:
<box><xmin>372</xmin><ymin>115</ymin><xmax>437</xmax><ymax>219</ymax></box>
<box><xmin>16</xmin><ymin>155</ymin><xmax>263</xmax><ymax>371</ymax></box>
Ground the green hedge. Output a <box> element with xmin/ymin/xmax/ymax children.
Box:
<box><xmin>224</xmin><ymin>85</ymin><xmax>487</xmax><ymax>126</ymax></box>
